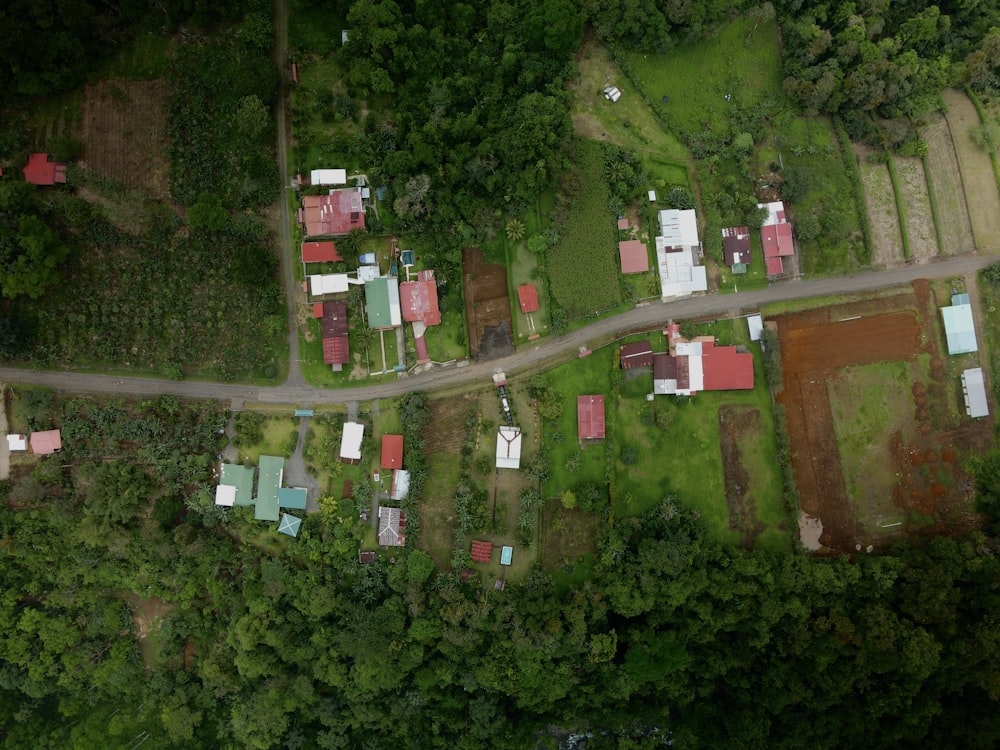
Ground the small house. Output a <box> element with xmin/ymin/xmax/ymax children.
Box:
<box><xmin>6</xmin><ymin>434</ymin><xmax>26</xmax><ymax>452</ymax></box>
<box><xmin>302</xmin><ymin>241</ymin><xmax>342</xmax><ymax>264</ymax></box>
<box><xmin>517</xmin><ymin>285</ymin><xmax>539</xmax><ymax>314</ymax></box>
<box><xmin>619</xmin><ymin>240</ymin><xmax>650</xmax><ymax>274</ymax></box>
<box><xmin>381</xmin><ymin>434</ymin><xmax>404</xmax><ymax>470</ymax></box>
<box><xmin>496</xmin><ymin>426</ymin><xmax>522</xmax><ymax>469</ymax></box>
<box><xmin>29</xmin><ymin>429</ymin><xmax>61</xmax><ymax>455</ymax></box>
<box><xmin>722</xmin><ymin>226</ymin><xmax>751</xmax><ymax>273</ymax></box>
<box><xmin>942</xmin><ymin>293</ymin><xmax>979</xmax><ymax>355</ymax></box>
<box><xmin>215</xmin><ymin>463</ymin><xmax>255</xmax><ymax>507</ymax></box>
<box><xmin>22</xmin><ymin>153</ymin><xmax>66</xmax><ymax>186</ymax></box>
<box><xmin>365</xmin><ymin>277</ymin><xmax>402</xmax><ymax>329</ymax></box>
<box><xmin>758</xmin><ymin>202</ymin><xmax>794</xmax><ymax>276</ymax></box>
<box><xmin>309</xmin><ymin>169</ymin><xmax>347</xmax><ymax>186</ymax></box>
<box><xmin>340</xmin><ymin>422</ymin><xmax>364</xmax><ymax>464</ymax></box>
<box><xmin>620</xmin><ymin>340</ymin><xmax>653</xmax><ymax>369</ymax></box>
<box><xmin>254</xmin><ymin>455</ymin><xmax>284</xmax><ymax>521</ymax></box>
<box><xmin>301</xmin><ymin>188</ymin><xmax>365</xmax><ymax>237</ymax></box>
<box><xmin>577</xmin><ymin>395</ymin><xmax>606</xmax><ymax>440</ymax></box>
<box><xmin>377</xmin><ymin>506</ymin><xmax>406</xmax><ymax>547</ymax></box>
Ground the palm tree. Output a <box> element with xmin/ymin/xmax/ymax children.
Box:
<box><xmin>505</xmin><ymin>218</ymin><xmax>526</xmax><ymax>243</ymax></box>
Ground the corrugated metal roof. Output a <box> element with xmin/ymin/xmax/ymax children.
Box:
<box><xmin>365</xmin><ymin>277</ymin><xmax>401</xmax><ymax>328</ymax></box>
<box><xmin>963</xmin><ymin>368</ymin><xmax>989</xmax><ymax>417</ymax></box>
<box><xmin>618</xmin><ymin>240</ymin><xmax>649</xmax><ymax>274</ymax></box>
<box><xmin>517</xmin><ymin>284</ymin><xmax>540</xmax><ymax>313</ymax></box>
<box><xmin>254</xmin><ymin>456</ymin><xmax>284</xmax><ymax>521</ymax></box>
<box><xmin>277</xmin><ymin>514</ymin><xmax>302</xmax><ymax>537</ymax></box>
<box><xmin>219</xmin><ymin>463</ymin><xmax>255</xmax><ymax>506</ymax></box>
<box><xmin>381</xmin><ymin>434</ymin><xmax>404</xmax><ymax>469</ymax></box>
<box><xmin>942</xmin><ymin>303</ymin><xmax>978</xmax><ymax>354</ymax></box>
<box><xmin>577</xmin><ymin>395</ymin><xmax>606</xmax><ymax>439</ymax></box>
<box><xmin>340</xmin><ymin>422</ymin><xmax>364</xmax><ymax>461</ymax></box>
<box><xmin>278</xmin><ymin>487</ymin><xmax>308</xmax><ymax>510</ymax></box>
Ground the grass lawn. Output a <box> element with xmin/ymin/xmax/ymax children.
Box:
<box><xmin>716</xmin><ymin>231</ymin><xmax>770</xmax><ymax>293</ymax></box>
<box><xmin>418</xmin><ymin>453</ymin><xmax>462</xmax><ymax>569</ymax></box>
<box><xmin>234</xmin><ymin>416</ymin><xmax>299</xmax><ymax>466</ymax></box>
<box><xmin>507</xmin><ymin>236</ymin><xmax>550</xmax><ymax>342</ymax></box>
<box><xmin>104</xmin><ymin>32</ymin><xmax>175</xmax><ymax>79</ymax></box>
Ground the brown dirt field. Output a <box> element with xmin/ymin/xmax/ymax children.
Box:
<box><xmin>77</xmin><ymin>78</ymin><xmax>170</xmax><ymax>201</ymax></box>
<box><xmin>942</xmin><ymin>88</ymin><xmax>1000</xmax><ymax>253</ymax></box>
<box><xmin>462</xmin><ymin>247</ymin><xmax>514</xmax><ymax>360</ymax></box>
<box><xmin>718</xmin><ymin>405</ymin><xmax>766</xmax><ymax>548</ymax></box>
<box><xmin>919</xmin><ymin>111</ymin><xmax>976</xmax><ymax>256</ymax></box>
<box><xmin>424</xmin><ymin>395</ymin><xmax>472</xmax><ymax>453</ymax></box>
<box><xmin>855</xmin><ymin>144</ymin><xmax>905</xmax><ymax>268</ymax></box>
<box><xmin>893</xmin><ymin>156</ymin><xmax>940</xmax><ymax>261</ymax></box>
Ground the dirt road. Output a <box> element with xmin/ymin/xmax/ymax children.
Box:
<box><xmin>0</xmin><ymin>254</ymin><xmax>995</xmax><ymax>406</ymax></box>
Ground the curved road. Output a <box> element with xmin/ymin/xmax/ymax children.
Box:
<box><xmin>0</xmin><ymin>254</ymin><xmax>994</xmax><ymax>406</ymax></box>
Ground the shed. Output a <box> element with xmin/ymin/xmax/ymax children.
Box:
<box><xmin>603</xmin><ymin>86</ymin><xmax>622</xmax><ymax>102</ymax></box>
<box><xmin>648</xmin><ymin>190</ymin><xmax>657</xmax><ymax>202</ymax></box>
<box><xmin>500</xmin><ymin>546</ymin><xmax>513</xmax><ymax>566</ymax></box>
<box><xmin>254</xmin><ymin>455</ymin><xmax>284</xmax><ymax>521</ymax></box>
<box><xmin>309</xmin><ymin>273</ymin><xmax>350</xmax><ymax>296</ymax></box>
<box><xmin>29</xmin><ymin>429</ymin><xmax>61</xmax><ymax>455</ymax></box>
<box><xmin>517</xmin><ymin>284</ymin><xmax>539</xmax><ymax>314</ymax></box>
<box><xmin>278</xmin><ymin>487</ymin><xmax>308</xmax><ymax>510</ymax></box>
<box><xmin>277</xmin><ymin>514</ymin><xmax>302</xmax><ymax>537</ymax></box>
<box><xmin>217</xmin><ymin>463</ymin><xmax>254</xmax><ymax>506</ymax></box>
<box><xmin>390</xmin><ymin>469</ymin><xmax>410</xmax><ymax>501</ymax></box>
<box><xmin>962</xmin><ymin>368</ymin><xmax>989</xmax><ymax>418</ymax></box>
<box><xmin>747</xmin><ymin>314</ymin><xmax>764</xmax><ymax>342</ymax></box>
<box><xmin>618</xmin><ymin>239</ymin><xmax>650</xmax><ymax>274</ymax></box>
<box><xmin>617</xmin><ymin>216</ymin><xmax>630</xmax><ymax>230</ymax></box>
<box><xmin>377</xmin><ymin>506</ymin><xmax>406</xmax><ymax>547</ymax></box>
<box><xmin>942</xmin><ymin>297</ymin><xmax>979</xmax><ymax>355</ymax></box>
<box><xmin>215</xmin><ymin>485</ymin><xmax>237</xmax><ymax>507</ymax></box>
<box><xmin>365</xmin><ymin>276</ymin><xmax>402</xmax><ymax>328</ymax></box>
<box><xmin>6</xmin><ymin>434</ymin><xmax>26</xmax><ymax>451</ymax></box>
<box><xmin>22</xmin><ymin>153</ymin><xmax>67</xmax><ymax>186</ymax></box>
<box><xmin>381</xmin><ymin>434</ymin><xmax>404</xmax><ymax>469</ymax></box>
<box><xmin>620</xmin><ymin>340</ymin><xmax>653</xmax><ymax>369</ymax></box>
<box><xmin>340</xmin><ymin>422</ymin><xmax>364</xmax><ymax>464</ymax></box>
<box><xmin>496</xmin><ymin>426</ymin><xmax>522</xmax><ymax>469</ymax></box>
<box><xmin>470</xmin><ymin>540</ymin><xmax>493</xmax><ymax>563</ymax></box>
<box><xmin>309</xmin><ymin>169</ymin><xmax>347</xmax><ymax>186</ymax></box>
<box><xmin>302</xmin><ymin>241</ymin><xmax>341</xmax><ymax>263</ymax></box>
<box><xmin>577</xmin><ymin>395</ymin><xmax>606</xmax><ymax>440</ymax></box>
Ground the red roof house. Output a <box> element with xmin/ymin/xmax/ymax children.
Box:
<box><xmin>320</xmin><ymin>300</ymin><xmax>349</xmax><ymax>366</ymax></box>
<box><xmin>722</xmin><ymin>227</ymin><xmax>751</xmax><ymax>267</ymax></box>
<box><xmin>700</xmin><ymin>341</ymin><xmax>755</xmax><ymax>390</ymax></box>
<box><xmin>617</xmin><ymin>216</ymin><xmax>630</xmax><ymax>230</ymax></box>
<box><xmin>577</xmin><ymin>395</ymin><xmax>606</xmax><ymax>440</ymax></box>
<box><xmin>470</xmin><ymin>540</ymin><xmax>493</xmax><ymax>563</ymax></box>
<box><xmin>618</xmin><ymin>240</ymin><xmax>649</xmax><ymax>274</ymax></box>
<box><xmin>312</xmin><ymin>303</ymin><xmax>324</xmax><ymax>318</ymax></box>
<box><xmin>399</xmin><ymin>271</ymin><xmax>441</xmax><ymax>326</ymax></box>
<box><xmin>301</xmin><ymin>188</ymin><xmax>365</xmax><ymax>237</ymax></box>
<box><xmin>759</xmin><ymin>202</ymin><xmax>794</xmax><ymax>276</ymax></box>
<box><xmin>23</xmin><ymin>153</ymin><xmax>67</xmax><ymax>186</ymax></box>
<box><xmin>381</xmin><ymin>434</ymin><xmax>404</xmax><ymax>469</ymax></box>
<box><xmin>29</xmin><ymin>429</ymin><xmax>62</xmax><ymax>455</ymax></box>
<box><xmin>620</xmin><ymin>340</ymin><xmax>653</xmax><ymax>369</ymax></box>
<box><xmin>517</xmin><ymin>284</ymin><xmax>539</xmax><ymax>314</ymax></box>
<box><xmin>302</xmin><ymin>241</ymin><xmax>342</xmax><ymax>263</ymax></box>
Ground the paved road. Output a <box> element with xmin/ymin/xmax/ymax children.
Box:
<box><xmin>0</xmin><ymin>254</ymin><xmax>994</xmax><ymax>406</ymax></box>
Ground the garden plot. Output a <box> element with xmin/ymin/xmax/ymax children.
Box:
<box><xmin>893</xmin><ymin>156</ymin><xmax>940</xmax><ymax>261</ymax></box>
<box><xmin>920</xmin><ymin>112</ymin><xmax>975</xmax><ymax>255</ymax></box>
<box><xmin>942</xmin><ymin>88</ymin><xmax>1000</xmax><ymax>253</ymax></box>
<box><xmin>854</xmin><ymin>145</ymin><xmax>904</xmax><ymax>267</ymax></box>
<box><xmin>462</xmin><ymin>247</ymin><xmax>514</xmax><ymax>360</ymax></box>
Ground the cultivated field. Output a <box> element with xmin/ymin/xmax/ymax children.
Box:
<box><xmin>855</xmin><ymin>145</ymin><xmax>904</xmax><ymax>267</ymax></box>
<box><xmin>920</xmin><ymin>111</ymin><xmax>976</xmax><ymax>255</ymax></box>
<box><xmin>77</xmin><ymin>78</ymin><xmax>170</xmax><ymax>201</ymax></box>
<box><xmin>775</xmin><ymin>284</ymin><xmax>990</xmax><ymax>551</ymax></box>
<box><xmin>941</xmin><ymin>88</ymin><xmax>1000</xmax><ymax>253</ymax></box>
<box><xmin>893</xmin><ymin>155</ymin><xmax>940</xmax><ymax>261</ymax></box>
<box><xmin>462</xmin><ymin>247</ymin><xmax>514</xmax><ymax>360</ymax></box>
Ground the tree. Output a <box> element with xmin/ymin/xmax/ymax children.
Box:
<box><xmin>667</xmin><ymin>186</ymin><xmax>695</xmax><ymax>210</ymax></box>
<box><xmin>505</xmin><ymin>218</ymin><xmax>526</xmax><ymax>242</ymax></box>
<box><xmin>2</xmin><ymin>216</ymin><xmax>71</xmax><ymax>299</ymax></box>
<box><xmin>339</xmin><ymin>227</ymin><xmax>367</xmax><ymax>265</ymax></box>
<box><xmin>187</xmin><ymin>193</ymin><xmax>228</xmax><ymax>232</ymax></box>
<box><xmin>561</xmin><ymin>489</ymin><xmax>577</xmax><ymax>509</ymax></box>
<box><xmin>235</xmin><ymin>95</ymin><xmax>270</xmax><ymax>140</ymax></box>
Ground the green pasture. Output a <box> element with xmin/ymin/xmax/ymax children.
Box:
<box><xmin>104</xmin><ymin>32</ymin><xmax>175</xmax><ymax>79</ymax></box>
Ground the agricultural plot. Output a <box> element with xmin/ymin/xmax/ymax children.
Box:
<box><xmin>462</xmin><ymin>247</ymin><xmax>514</xmax><ymax>360</ymax></box>
<box><xmin>920</xmin><ymin>111</ymin><xmax>976</xmax><ymax>256</ymax></box>
<box><xmin>775</xmin><ymin>283</ymin><xmax>990</xmax><ymax>552</ymax></box>
<box><xmin>547</xmin><ymin>140</ymin><xmax>622</xmax><ymax>318</ymax></box>
<box><xmin>942</xmin><ymin>88</ymin><xmax>1000</xmax><ymax>253</ymax></box>
<box><xmin>893</xmin><ymin>156</ymin><xmax>940</xmax><ymax>261</ymax></box>
<box><xmin>854</xmin><ymin>145</ymin><xmax>904</xmax><ymax>267</ymax></box>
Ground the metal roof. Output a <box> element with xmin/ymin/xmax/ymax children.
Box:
<box><xmin>942</xmin><ymin>303</ymin><xmax>978</xmax><ymax>354</ymax></box>
<box><xmin>340</xmin><ymin>422</ymin><xmax>364</xmax><ymax>461</ymax></box>
<box><xmin>618</xmin><ymin>240</ymin><xmax>650</xmax><ymax>274</ymax></box>
<box><xmin>365</xmin><ymin>277</ymin><xmax>402</xmax><ymax>328</ymax></box>
<box><xmin>747</xmin><ymin>315</ymin><xmax>764</xmax><ymax>342</ymax></box>
<box><xmin>496</xmin><ymin>426</ymin><xmax>522</xmax><ymax>469</ymax></box>
<box><xmin>219</xmin><ymin>463</ymin><xmax>255</xmax><ymax>506</ymax></box>
<box><xmin>254</xmin><ymin>456</ymin><xmax>284</xmax><ymax>521</ymax></box>
<box><xmin>577</xmin><ymin>395</ymin><xmax>606</xmax><ymax>439</ymax></box>
<box><xmin>517</xmin><ymin>284</ymin><xmax>540</xmax><ymax>313</ymax></box>
<box><xmin>278</xmin><ymin>487</ymin><xmax>308</xmax><ymax>510</ymax></box>
<box><xmin>277</xmin><ymin>514</ymin><xmax>302</xmax><ymax>537</ymax></box>
<box><xmin>381</xmin><ymin>434</ymin><xmax>404</xmax><ymax>469</ymax></box>
<box><xmin>963</xmin><ymin>368</ymin><xmax>989</xmax><ymax>418</ymax></box>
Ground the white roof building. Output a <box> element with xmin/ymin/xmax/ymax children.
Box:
<box><xmin>747</xmin><ymin>314</ymin><xmax>764</xmax><ymax>342</ymax></box>
<box><xmin>655</xmin><ymin>209</ymin><xmax>707</xmax><ymax>298</ymax></box>
<box><xmin>962</xmin><ymin>368</ymin><xmax>989</xmax><ymax>418</ymax></box>
<box><xmin>657</xmin><ymin>209</ymin><xmax>700</xmax><ymax>247</ymax></box>
<box><xmin>495</xmin><ymin>426</ymin><xmax>522</xmax><ymax>470</ymax></box>
<box><xmin>309</xmin><ymin>273</ymin><xmax>350</xmax><ymax>296</ymax></box>
<box><xmin>339</xmin><ymin>421</ymin><xmax>365</xmax><ymax>462</ymax></box>
<box><xmin>214</xmin><ymin>484</ymin><xmax>237</xmax><ymax>507</ymax></box>
<box><xmin>310</xmin><ymin>169</ymin><xmax>347</xmax><ymax>186</ymax></box>
<box><xmin>390</xmin><ymin>469</ymin><xmax>410</xmax><ymax>501</ymax></box>
<box><xmin>603</xmin><ymin>85</ymin><xmax>622</xmax><ymax>102</ymax></box>
<box><xmin>6</xmin><ymin>434</ymin><xmax>26</xmax><ymax>451</ymax></box>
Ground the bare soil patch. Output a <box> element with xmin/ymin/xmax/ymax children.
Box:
<box><xmin>854</xmin><ymin>144</ymin><xmax>904</xmax><ymax>267</ymax></box>
<box><xmin>942</xmin><ymin>88</ymin><xmax>1000</xmax><ymax>253</ymax></box>
<box><xmin>919</xmin><ymin>111</ymin><xmax>976</xmax><ymax>255</ymax></box>
<box><xmin>893</xmin><ymin>156</ymin><xmax>940</xmax><ymax>261</ymax></box>
<box><xmin>77</xmin><ymin>78</ymin><xmax>170</xmax><ymax>201</ymax></box>
<box><xmin>462</xmin><ymin>247</ymin><xmax>513</xmax><ymax>360</ymax></box>
<box><xmin>718</xmin><ymin>405</ymin><xmax>766</xmax><ymax>548</ymax></box>
<box><xmin>424</xmin><ymin>395</ymin><xmax>472</xmax><ymax>453</ymax></box>
<box><xmin>122</xmin><ymin>592</ymin><xmax>172</xmax><ymax>670</ymax></box>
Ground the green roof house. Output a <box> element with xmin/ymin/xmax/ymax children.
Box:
<box><xmin>365</xmin><ymin>277</ymin><xmax>402</xmax><ymax>329</ymax></box>
<box><xmin>255</xmin><ymin>455</ymin><xmax>284</xmax><ymax>521</ymax></box>
<box><xmin>278</xmin><ymin>487</ymin><xmax>308</xmax><ymax>510</ymax></box>
<box><xmin>216</xmin><ymin>463</ymin><xmax>255</xmax><ymax>507</ymax></box>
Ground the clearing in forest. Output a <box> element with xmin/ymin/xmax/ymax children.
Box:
<box><xmin>893</xmin><ymin>155</ymin><xmax>940</xmax><ymax>261</ymax></box>
<box><xmin>941</xmin><ymin>88</ymin><xmax>1000</xmax><ymax>253</ymax></box>
<box><xmin>920</xmin><ymin>113</ymin><xmax>976</xmax><ymax>255</ymax></box>
<box><xmin>854</xmin><ymin>144</ymin><xmax>904</xmax><ymax>267</ymax></box>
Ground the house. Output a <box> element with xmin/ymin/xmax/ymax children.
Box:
<box><xmin>381</xmin><ymin>434</ymin><xmax>404</xmax><ymax>470</ymax></box>
<box><xmin>377</xmin><ymin>505</ymin><xmax>406</xmax><ymax>547</ymax></box>
<box><xmin>302</xmin><ymin>241</ymin><xmax>342</xmax><ymax>264</ymax></box>
<box><xmin>620</xmin><ymin>340</ymin><xmax>653</xmax><ymax>369</ymax></box>
<box><xmin>22</xmin><ymin>153</ymin><xmax>66</xmax><ymax>186</ymax></box>
<box><xmin>278</xmin><ymin>487</ymin><xmax>308</xmax><ymax>510</ymax></box>
<box><xmin>29</xmin><ymin>429</ymin><xmax>61</xmax><ymax>455</ymax></box>
<box><xmin>962</xmin><ymin>368</ymin><xmax>989</xmax><ymax>418</ymax></box>
<box><xmin>655</xmin><ymin>209</ymin><xmax>708</xmax><ymax>297</ymax></box>
<box><xmin>319</xmin><ymin>300</ymin><xmax>350</xmax><ymax>370</ymax></box>
<box><xmin>254</xmin><ymin>455</ymin><xmax>284</xmax><ymax>521</ymax></box>
<box><xmin>399</xmin><ymin>271</ymin><xmax>441</xmax><ymax>326</ymax></box>
<box><xmin>277</xmin><ymin>514</ymin><xmax>302</xmax><ymax>537</ymax></box>
<box><xmin>619</xmin><ymin>240</ymin><xmax>650</xmax><ymax>274</ymax></box>
<box><xmin>470</xmin><ymin>540</ymin><xmax>493</xmax><ymax>563</ymax></box>
<box><xmin>496</xmin><ymin>426</ymin><xmax>522</xmax><ymax>469</ymax></box>
<box><xmin>340</xmin><ymin>421</ymin><xmax>364</xmax><ymax>464</ymax></box>
<box><xmin>301</xmin><ymin>188</ymin><xmax>365</xmax><ymax>237</ymax></box>
<box><xmin>359</xmin><ymin>551</ymin><xmax>377</xmax><ymax>564</ymax></box>
<box><xmin>309</xmin><ymin>169</ymin><xmax>347</xmax><ymax>186</ymax></box>
<box><xmin>215</xmin><ymin>463</ymin><xmax>255</xmax><ymax>506</ymax></box>
<box><xmin>942</xmin><ymin>293</ymin><xmax>979</xmax><ymax>355</ymax></box>
<box><xmin>603</xmin><ymin>85</ymin><xmax>622</xmax><ymax>102</ymax></box>
<box><xmin>517</xmin><ymin>284</ymin><xmax>539</xmax><ymax>314</ymax></box>
<box><xmin>653</xmin><ymin>337</ymin><xmax>754</xmax><ymax>396</ymax></box>
<box><xmin>6</xmin><ymin>434</ymin><xmax>26</xmax><ymax>451</ymax></box>
<box><xmin>747</xmin><ymin>314</ymin><xmax>764</xmax><ymax>342</ymax></box>
<box><xmin>577</xmin><ymin>395</ymin><xmax>606</xmax><ymax>440</ymax></box>
<box><xmin>309</xmin><ymin>273</ymin><xmax>351</xmax><ymax>296</ymax></box>
<box><xmin>365</xmin><ymin>277</ymin><xmax>402</xmax><ymax>329</ymax></box>
<box><xmin>758</xmin><ymin>201</ymin><xmax>794</xmax><ymax>276</ymax></box>
<box><xmin>390</xmin><ymin>469</ymin><xmax>410</xmax><ymax>501</ymax></box>
<box><xmin>722</xmin><ymin>226</ymin><xmax>751</xmax><ymax>273</ymax></box>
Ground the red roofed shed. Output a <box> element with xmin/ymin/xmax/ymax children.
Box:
<box><xmin>312</xmin><ymin>303</ymin><xmax>324</xmax><ymax>318</ymax></box>
<box><xmin>381</xmin><ymin>434</ymin><xmax>404</xmax><ymax>469</ymax></box>
<box><xmin>618</xmin><ymin>240</ymin><xmax>650</xmax><ymax>274</ymax></box>
<box><xmin>23</xmin><ymin>153</ymin><xmax>66</xmax><ymax>186</ymax></box>
<box><xmin>701</xmin><ymin>341</ymin><xmax>754</xmax><ymax>390</ymax></box>
<box><xmin>302</xmin><ymin>241</ymin><xmax>342</xmax><ymax>263</ymax></box>
<box><xmin>620</xmin><ymin>340</ymin><xmax>653</xmax><ymax>369</ymax></box>
<box><xmin>29</xmin><ymin>429</ymin><xmax>62</xmax><ymax>455</ymax></box>
<box><xmin>517</xmin><ymin>284</ymin><xmax>539</xmax><ymax>314</ymax></box>
<box><xmin>577</xmin><ymin>395</ymin><xmax>606</xmax><ymax>440</ymax></box>
<box><xmin>470</xmin><ymin>540</ymin><xmax>493</xmax><ymax>563</ymax></box>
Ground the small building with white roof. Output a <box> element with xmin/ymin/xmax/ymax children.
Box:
<box><xmin>495</xmin><ymin>426</ymin><xmax>522</xmax><ymax>470</ymax></box>
<box><xmin>340</xmin><ymin>421</ymin><xmax>365</xmax><ymax>464</ymax></box>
